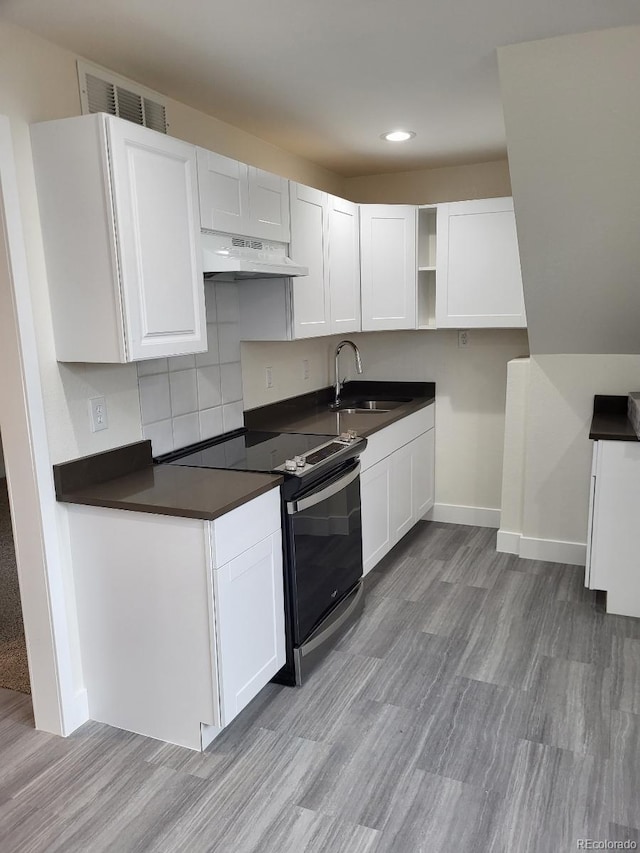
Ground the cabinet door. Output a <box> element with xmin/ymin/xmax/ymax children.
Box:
<box><xmin>412</xmin><ymin>429</ymin><xmax>435</xmax><ymax>519</ymax></box>
<box><xmin>360</xmin><ymin>456</ymin><xmax>392</xmax><ymax>575</ymax></box>
<box><xmin>289</xmin><ymin>183</ymin><xmax>331</xmax><ymax>338</ymax></box>
<box><xmin>360</xmin><ymin>205</ymin><xmax>417</xmax><ymax>331</ymax></box>
<box><xmin>328</xmin><ymin>195</ymin><xmax>361</xmax><ymax>334</ymax></box>
<box><xmin>247</xmin><ymin>167</ymin><xmax>290</xmax><ymax>242</ymax></box>
<box><xmin>214</xmin><ymin>532</ymin><xmax>285</xmax><ymax>726</ymax></box>
<box><xmin>196</xmin><ymin>148</ymin><xmax>250</xmax><ymax>235</ymax></box>
<box><xmin>107</xmin><ymin>118</ymin><xmax>206</xmax><ymax>360</ymax></box>
<box><xmin>390</xmin><ymin>441</ymin><xmax>415</xmax><ymax>542</ymax></box>
<box><xmin>436</xmin><ymin>197</ymin><xmax>526</xmax><ymax>328</ymax></box>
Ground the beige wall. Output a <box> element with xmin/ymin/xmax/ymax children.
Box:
<box><xmin>343</xmin><ymin>159</ymin><xmax>511</xmax><ymax>204</ymax></box>
<box><xmin>499</xmin><ymin>26</ymin><xmax>640</xmax><ymax>355</ymax></box>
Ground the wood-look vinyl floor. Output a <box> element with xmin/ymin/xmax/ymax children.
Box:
<box><xmin>1</xmin><ymin>520</ymin><xmax>639</xmax><ymax>852</ymax></box>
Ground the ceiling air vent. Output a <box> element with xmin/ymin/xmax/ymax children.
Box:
<box><xmin>77</xmin><ymin>60</ymin><xmax>168</xmax><ymax>133</ymax></box>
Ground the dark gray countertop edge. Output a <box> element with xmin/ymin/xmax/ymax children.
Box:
<box><xmin>57</xmin><ymin>475</ymin><xmax>283</xmax><ymax>522</ymax></box>
<box><xmin>53</xmin><ymin>440</ymin><xmax>153</xmax><ymax>497</ymax></box>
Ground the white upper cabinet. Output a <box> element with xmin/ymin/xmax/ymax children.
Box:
<box><xmin>360</xmin><ymin>205</ymin><xmax>417</xmax><ymax>331</ymax></box>
<box><xmin>290</xmin><ymin>183</ymin><xmax>331</xmax><ymax>338</ymax></box>
<box><xmin>196</xmin><ymin>148</ymin><xmax>290</xmax><ymax>243</ymax></box>
<box><xmin>328</xmin><ymin>195</ymin><xmax>361</xmax><ymax>335</ymax></box>
<box><xmin>238</xmin><ymin>185</ymin><xmax>361</xmax><ymax>341</ymax></box>
<box><xmin>248</xmin><ymin>167</ymin><xmax>291</xmax><ymax>243</ymax></box>
<box><xmin>436</xmin><ymin>197</ymin><xmax>526</xmax><ymax>328</ymax></box>
<box><xmin>31</xmin><ymin>113</ymin><xmax>206</xmax><ymax>363</ymax></box>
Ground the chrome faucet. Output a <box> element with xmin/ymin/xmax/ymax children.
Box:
<box><xmin>334</xmin><ymin>340</ymin><xmax>363</xmax><ymax>406</ymax></box>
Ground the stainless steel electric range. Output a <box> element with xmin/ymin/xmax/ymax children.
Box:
<box><xmin>158</xmin><ymin>428</ymin><xmax>367</xmax><ymax>685</ymax></box>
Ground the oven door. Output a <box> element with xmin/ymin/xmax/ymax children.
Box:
<box><xmin>285</xmin><ymin>461</ymin><xmax>363</xmax><ymax>646</ymax></box>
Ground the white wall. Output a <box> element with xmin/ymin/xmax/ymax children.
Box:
<box><xmin>243</xmin><ymin>329</ymin><xmax>529</xmax><ymax>512</ymax></box>
<box><xmin>498</xmin><ymin>27</ymin><xmax>640</xmax><ymax>355</ymax></box>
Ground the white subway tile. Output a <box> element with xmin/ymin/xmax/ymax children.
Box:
<box><xmin>136</xmin><ymin>358</ymin><xmax>168</xmax><ymax>377</ymax></box>
<box><xmin>168</xmin><ymin>354</ymin><xmax>196</xmax><ymax>372</ymax></box>
<box><xmin>197</xmin><ymin>366</ymin><xmax>222</xmax><ymax>409</ymax></box>
<box><xmin>172</xmin><ymin>412</ymin><xmax>200</xmax><ymax>448</ymax></box>
<box><xmin>139</xmin><ymin>373</ymin><xmax>171</xmax><ymax>425</ymax></box>
<box><xmin>221</xmin><ymin>362</ymin><xmax>243</xmax><ymax>404</ymax></box>
<box><xmin>218</xmin><ymin>322</ymin><xmax>241</xmax><ymax>364</ymax></box>
<box><xmin>222</xmin><ymin>401</ymin><xmax>245</xmax><ymax>433</ymax></box>
<box><xmin>195</xmin><ymin>323</ymin><xmax>220</xmax><ymax>367</ymax></box>
<box><xmin>215</xmin><ymin>281</ymin><xmax>240</xmax><ymax>323</ymax></box>
<box><xmin>169</xmin><ymin>368</ymin><xmax>198</xmax><ymax>416</ymax></box>
<box><xmin>142</xmin><ymin>419</ymin><xmax>174</xmax><ymax>456</ymax></box>
<box><xmin>205</xmin><ymin>282</ymin><xmax>217</xmax><ymax>322</ymax></box>
<box><xmin>199</xmin><ymin>406</ymin><xmax>224</xmax><ymax>441</ymax></box>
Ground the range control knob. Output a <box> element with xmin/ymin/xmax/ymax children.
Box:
<box><xmin>339</xmin><ymin>432</ymin><xmax>352</xmax><ymax>442</ymax></box>
<box><xmin>295</xmin><ymin>455</ymin><xmax>306</xmax><ymax>468</ymax></box>
<box><xmin>285</xmin><ymin>459</ymin><xmax>298</xmax><ymax>472</ymax></box>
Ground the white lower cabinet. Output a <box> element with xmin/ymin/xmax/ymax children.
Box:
<box><xmin>68</xmin><ymin>489</ymin><xmax>284</xmax><ymax>750</ymax></box>
<box><xmin>361</xmin><ymin>456</ymin><xmax>392</xmax><ymax>575</ymax></box>
<box><xmin>360</xmin><ymin>406</ymin><xmax>435</xmax><ymax>575</ymax></box>
<box><xmin>586</xmin><ymin>440</ymin><xmax>640</xmax><ymax>617</ymax></box>
<box><xmin>391</xmin><ymin>442</ymin><xmax>415</xmax><ymax>543</ymax></box>
<box><xmin>214</xmin><ymin>532</ymin><xmax>284</xmax><ymax>726</ymax></box>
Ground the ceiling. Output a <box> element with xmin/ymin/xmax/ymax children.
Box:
<box><xmin>2</xmin><ymin>0</ymin><xmax>640</xmax><ymax>177</ymax></box>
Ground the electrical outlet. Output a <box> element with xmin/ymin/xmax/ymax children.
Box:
<box><xmin>265</xmin><ymin>366</ymin><xmax>273</xmax><ymax>389</ymax></box>
<box><xmin>302</xmin><ymin>359</ymin><xmax>310</xmax><ymax>381</ymax></box>
<box><xmin>88</xmin><ymin>396</ymin><xmax>108</xmax><ymax>432</ymax></box>
<box><xmin>458</xmin><ymin>329</ymin><xmax>469</xmax><ymax>348</ymax></box>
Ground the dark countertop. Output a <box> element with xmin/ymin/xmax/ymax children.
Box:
<box><xmin>54</xmin><ymin>440</ymin><xmax>282</xmax><ymax>521</ymax></box>
<box><xmin>245</xmin><ymin>380</ymin><xmax>435</xmax><ymax>437</ymax></box>
<box><xmin>590</xmin><ymin>395</ymin><xmax>638</xmax><ymax>442</ymax></box>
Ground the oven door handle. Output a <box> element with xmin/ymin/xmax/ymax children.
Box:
<box><xmin>286</xmin><ymin>462</ymin><xmax>360</xmax><ymax>514</ymax></box>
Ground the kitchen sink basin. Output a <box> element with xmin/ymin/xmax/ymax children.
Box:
<box><xmin>329</xmin><ymin>398</ymin><xmax>411</xmax><ymax>413</ymax></box>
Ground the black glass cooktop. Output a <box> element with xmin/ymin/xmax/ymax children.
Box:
<box><xmin>164</xmin><ymin>430</ymin><xmax>339</xmax><ymax>474</ymax></box>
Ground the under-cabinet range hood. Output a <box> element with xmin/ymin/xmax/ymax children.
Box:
<box><xmin>201</xmin><ymin>231</ymin><xmax>308</xmax><ymax>279</ymax></box>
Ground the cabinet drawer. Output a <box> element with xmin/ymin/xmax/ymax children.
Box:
<box><xmin>210</xmin><ymin>488</ymin><xmax>281</xmax><ymax>567</ymax></box>
<box><xmin>360</xmin><ymin>405</ymin><xmax>434</xmax><ymax>472</ymax></box>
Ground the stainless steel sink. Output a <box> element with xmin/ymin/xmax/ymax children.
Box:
<box><xmin>329</xmin><ymin>398</ymin><xmax>411</xmax><ymax>413</ymax></box>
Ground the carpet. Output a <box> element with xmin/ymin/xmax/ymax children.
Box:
<box><xmin>0</xmin><ymin>478</ymin><xmax>30</xmax><ymax>694</ymax></box>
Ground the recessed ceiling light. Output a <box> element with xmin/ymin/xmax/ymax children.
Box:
<box><xmin>381</xmin><ymin>130</ymin><xmax>416</xmax><ymax>143</ymax></box>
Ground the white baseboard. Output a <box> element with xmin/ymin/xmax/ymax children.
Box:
<box><xmin>496</xmin><ymin>529</ymin><xmax>521</xmax><ymax>554</ymax></box>
<box><xmin>519</xmin><ymin>536</ymin><xmax>586</xmax><ymax>566</ymax></box>
<box><xmin>497</xmin><ymin>528</ymin><xmax>586</xmax><ymax>566</ymax></box>
<box><xmin>425</xmin><ymin>503</ymin><xmax>500</xmax><ymax>529</ymax></box>
<box><xmin>62</xmin><ymin>687</ymin><xmax>89</xmax><ymax>735</ymax></box>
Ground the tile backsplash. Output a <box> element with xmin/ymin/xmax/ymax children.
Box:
<box><xmin>137</xmin><ymin>282</ymin><xmax>244</xmax><ymax>456</ymax></box>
